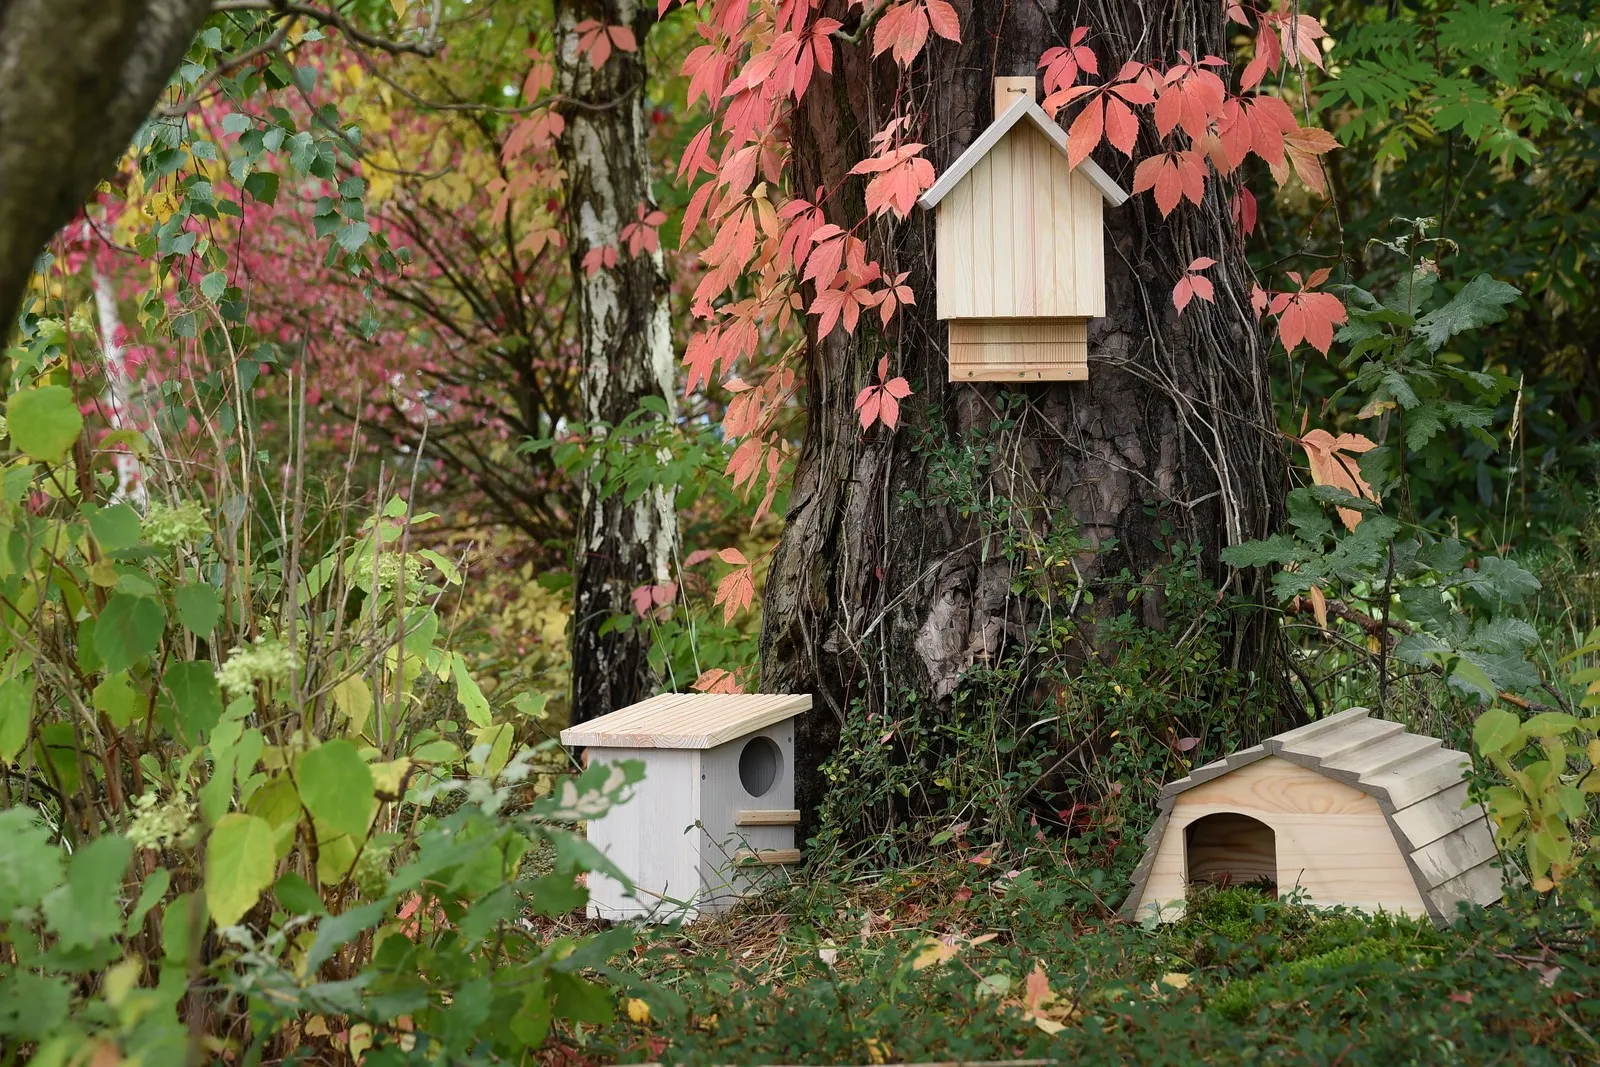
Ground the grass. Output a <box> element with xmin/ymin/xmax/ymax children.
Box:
<box><xmin>543</xmin><ymin>850</ymin><xmax>1600</xmax><ymax>1066</ymax></box>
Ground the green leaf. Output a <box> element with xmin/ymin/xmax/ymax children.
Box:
<box><xmin>95</xmin><ymin>593</ymin><xmax>165</xmax><ymax>673</ymax></box>
<box><xmin>205</xmin><ymin>813</ymin><xmax>276</xmax><ymax>928</ymax></box>
<box><xmin>452</xmin><ymin>653</ymin><xmax>491</xmax><ymax>728</ymax></box>
<box><xmin>297</xmin><ymin>739</ymin><xmax>376</xmax><ymax>839</ymax></box>
<box><xmin>0</xmin><ymin>677</ymin><xmax>31</xmax><ymax>765</ymax></box>
<box><xmin>174</xmin><ymin>581</ymin><xmax>220</xmax><ymax>637</ymax></box>
<box><xmin>0</xmin><ymin>808</ymin><xmax>63</xmax><ymax>919</ymax></box>
<box><xmin>88</xmin><ymin>503</ymin><xmax>143</xmax><ymax>552</ymax></box>
<box><xmin>7</xmin><ymin>386</ymin><xmax>82</xmax><ymax>463</ymax></box>
<box><xmin>200</xmin><ymin>271</ymin><xmax>227</xmax><ymax>302</ymax></box>
<box><xmin>0</xmin><ymin>971</ymin><xmax>70</xmax><ymax>1041</ymax></box>
<box><xmin>550</xmin><ymin>972</ymin><xmax>614</xmax><ymax>1025</ymax></box>
<box><xmin>42</xmin><ymin>834</ymin><xmax>133</xmax><ymax>949</ymax></box>
<box><xmin>243</xmin><ymin>170</ymin><xmax>279</xmax><ymax>205</ymax></box>
<box><xmin>304</xmin><ymin>897</ymin><xmax>390</xmax><ymax>972</ymax></box>
<box><xmin>336</xmin><ymin>221</ymin><xmax>371</xmax><ymax>253</ymax></box>
<box><xmin>1220</xmin><ymin>534</ymin><xmax>1309</xmax><ymax>570</ymax></box>
<box><xmin>1520</xmin><ymin>711</ymin><xmax>1579</xmax><ymax>738</ymax></box>
<box><xmin>1414</xmin><ymin>274</ymin><xmax>1520</xmax><ymax>351</ymax></box>
<box><xmin>273</xmin><ymin>871</ymin><xmax>326</xmax><ymax>915</ymax></box>
<box><xmin>166</xmin><ymin>660</ymin><xmax>223</xmax><ymax>740</ymax></box>
<box><xmin>125</xmin><ymin>867</ymin><xmax>171</xmax><ymax>936</ymax></box>
<box><xmin>1473</xmin><ymin>707</ymin><xmax>1523</xmax><ymax>755</ymax></box>
<box><xmin>162</xmin><ymin>892</ymin><xmax>208</xmax><ymax>962</ymax></box>
<box><xmin>93</xmin><ymin>671</ymin><xmax>140</xmax><ymax>729</ymax></box>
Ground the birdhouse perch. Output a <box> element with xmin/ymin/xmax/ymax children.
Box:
<box><xmin>918</xmin><ymin>77</ymin><xmax>1128</xmax><ymax>382</ymax></box>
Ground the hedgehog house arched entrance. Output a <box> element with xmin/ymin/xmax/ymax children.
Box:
<box><xmin>1185</xmin><ymin>812</ymin><xmax>1277</xmax><ymax>893</ymax></box>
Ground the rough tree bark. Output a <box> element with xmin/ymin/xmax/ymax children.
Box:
<box><xmin>556</xmin><ymin>0</ymin><xmax>680</xmax><ymax>724</ymax></box>
<box><xmin>761</xmin><ymin>0</ymin><xmax>1288</xmax><ymax>824</ymax></box>
<box><xmin>0</xmin><ymin>0</ymin><xmax>212</xmax><ymax>332</ymax></box>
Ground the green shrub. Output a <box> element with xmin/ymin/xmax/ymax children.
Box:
<box><xmin>0</xmin><ymin>320</ymin><xmax>640</xmax><ymax>1063</ymax></box>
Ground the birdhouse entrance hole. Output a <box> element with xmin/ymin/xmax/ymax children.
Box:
<box><xmin>738</xmin><ymin>735</ymin><xmax>781</xmax><ymax>797</ymax></box>
<box><xmin>1185</xmin><ymin>813</ymin><xmax>1277</xmax><ymax>893</ymax></box>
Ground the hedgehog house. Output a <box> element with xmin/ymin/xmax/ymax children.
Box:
<box><xmin>1122</xmin><ymin>707</ymin><xmax>1506</xmax><ymax>926</ymax></box>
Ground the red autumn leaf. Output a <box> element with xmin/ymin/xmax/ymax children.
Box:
<box><xmin>1297</xmin><ymin>428</ymin><xmax>1379</xmax><ymax>530</ymax></box>
<box><xmin>1241</xmin><ymin>25</ymin><xmax>1281</xmax><ymax>91</ymax></box>
<box><xmin>713</xmin><ymin>565</ymin><xmax>756</xmax><ymax>621</ymax></box>
<box><xmin>1279</xmin><ymin>125</ymin><xmax>1339</xmax><ymax>196</ymax></box>
<box><xmin>874</xmin><ymin>2</ymin><xmax>929</xmax><ymax>67</ymax></box>
<box><xmin>1233</xmin><ymin>186</ymin><xmax>1258</xmax><ymax>236</ymax></box>
<box><xmin>1132</xmin><ymin>149</ymin><xmax>1206</xmax><ymax>216</ymax></box>
<box><xmin>1066</xmin><ymin>97</ymin><xmax>1104</xmax><ymax>170</ymax></box>
<box><xmin>1103</xmin><ymin>95</ymin><xmax>1139</xmax><ymax>156</ymax></box>
<box><xmin>925</xmin><ymin>0</ymin><xmax>961</xmax><ymax>42</ymax></box>
<box><xmin>1038</xmin><ymin>27</ymin><xmax>1097</xmax><ymax>94</ymax></box>
<box><xmin>855</xmin><ymin>356</ymin><xmax>915</xmax><ymax>431</ymax></box>
<box><xmin>1269</xmin><ymin>271</ymin><xmax>1347</xmax><ymax>354</ymax></box>
<box><xmin>717</xmin><ymin>546</ymin><xmax>749</xmax><ymax>566</ymax></box>
<box><xmin>852</xmin><ymin>141</ymin><xmax>936</xmax><ymax>219</ymax></box>
<box><xmin>1251</xmin><ymin>282</ymin><xmax>1270</xmax><ymax>318</ymax></box>
<box><xmin>692</xmin><ymin>667</ymin><xmax>742</xmax><ymax>694</ymax></box>
<box><xmin>1279</xmin><ymin>12</ymin><xmax>1327</xmax><ymax>71</ymax></box>
<box><xmin>1172</xmin><ymin>256</ymin><xmax>1217</xmax><ymax>314</ymax></box>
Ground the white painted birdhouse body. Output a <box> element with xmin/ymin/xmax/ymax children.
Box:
<box><xmin>919</xmin><ymin>78</ymin><xmax>1128</xmax><ymax>382</ymax></box>
<box><xmin>561</xmin><ymin>693</ymin><xmax>807</xmax><ymax>923</ymax></box>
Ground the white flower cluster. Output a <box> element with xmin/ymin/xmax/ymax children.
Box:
<box><xmin>373</xmin><ymin>553</ymin><xmax>424</xmax><ymax>592</ymax></box>
<box><xmin>217</xmin><ymin>637</ymin><xmax>298</xmax><ymax>699</ymax></box>
<box><xmin>142</xmin><ymin>500</ymin><xmax>210</xmax><ymax>547</ymax></box>
<box><xmin>127</xmin><ymin>791</ymin><xmax>195</xmax><ymax>850</ymax></box>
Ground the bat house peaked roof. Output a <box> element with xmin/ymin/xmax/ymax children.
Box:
<box><xmin>918</xmin><ymin>94</ymin><xmax>1129</xmax><ymax>212</ymax></box>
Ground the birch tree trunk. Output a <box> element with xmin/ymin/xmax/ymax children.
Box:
<box><xmin>0</xmin><ymin>0</ymin><xmax>211</xmax><ymax>332</ymax></box>
<box><xmin>761</xmin><ymin>0</ymin><xmax>1288</xmax><ymax>825</ymax></box>
<box><xmin>556</xmin><ymin>0</ymin><xmax>680</xmax><ymax>724</ymax></box>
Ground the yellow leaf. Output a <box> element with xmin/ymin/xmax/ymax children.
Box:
<box><xmin>389</xmin><ymin>0</ymin><xmax>408</xmax><ymax>17</ymax></box>
<box><xmin>332</xmin><ymin>676</ymin><xmax>374</xmax><ymax>737</ymax></box>
<box><xmin>1033</xmin><ymin>1015</ymin><xmax>1067</xmax><ymax>1035</ymax></box>
<box><xmin>626</xmin><ymin>997</ymin><xmax>651</xmax><ymax>1024</ymax></box>
<box><xmin>1160</xmin><ymin>972</ymin><xmax>1191</xmax><ymax>990</ymax></box>
<box><xmin>864</xmin><ymin>1037</ymin><xmax>890</xmax><ymax>1064</ymax></box>
<box><xmin>1532</xmin><ymin>876</ymin><xmax>1556</xmax><ymax>893</ymax></box>
<box><xmin>912</xmin><ymin>937</ymin><xmax>959</xmax><ymax>970</ymax></box>
<box><xmin>349</xmin><ymin>1023</ymin><xmax>373</xmax><ymax>1061</ymax></box>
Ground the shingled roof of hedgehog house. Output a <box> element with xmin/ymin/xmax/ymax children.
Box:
<box><xmin>1120</xmin><ymin>706</ymin><xmax>1506</xmax><ymax>927</ymax></box>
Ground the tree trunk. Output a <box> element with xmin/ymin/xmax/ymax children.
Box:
<box><xmin>761</xmin><ymin>0</ymin><xmax>1287</xmax><ymax>827</ymax></box>
<box><xmin>556</xmin><ymin>0</ymin><xmax>679</xmax><ymax>724</ymax></box>
<box><xmin>0</xmin><ymin>0</ymin><xmax>211</xmax><ymax>333</ymax></box>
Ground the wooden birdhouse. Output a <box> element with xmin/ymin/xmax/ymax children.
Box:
<box><xmin>1121</xmin><ymin>707</ymin><xmax>1506</xmax><ymax>927</ymax></box>
<box><xmin>560</xmin><ymin>692</ymin><xmax>809</xmax><ymax>922</ymax></box>
<box><xmin>917</xmin><ymin>77</ymin><xmax>1129</xmax><ymax>383</ymax></box>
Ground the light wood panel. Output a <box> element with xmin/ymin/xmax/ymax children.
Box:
<box><xmin>732</xmin><ymin>848</ymin><xmax>802</xmax><ymax>865</ymax></box>
<box><xmin>1388</xmin><ymin>782</ymin><xmax>1485</xmax><ymax>852</ymax></box>
<box><xmin>934</xmin><ymin>122</ymin><xmax>1106</xmax><ymax>320</ymax></box>
<box><xmin>698</xmin><ymin>727</ymin><xmax>796</xmax><ymax>913</ymax></box>
<box><xmin>561</xmin><ymin>692</ymin><xmax>810</xmax><ymax>750</ymax></box>
<box><xmin>948</xmin><ymin>318</ymin><xmax>1087</xmax><ymax>382</ymax></box>
<box><xmin>585</xmin><ymin>748</ymin><xmax>702</xmax><ymax>922</ymax></box>
<box><xmin>736</xmin><ymin>809</ymin><xmax>800</xmax><ymax>826</ymax></box>
<box><xmin>1133</xmin><ymin>756</ymin><xmax>1428</xmax><ymax>922</ymax></box>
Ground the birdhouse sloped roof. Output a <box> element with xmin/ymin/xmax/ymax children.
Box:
<box><xmin>917</xmin><ymin>95</ymin><xmax>1129</xmax><ymax>212</ymax></box>
<box><xmin>1122</xmin><ymin>707</ymin><xmax>1505</xmax><ymax>926</ymax></box>
<box><xmin>560</xmin><ymin>692</ymin><xmax>810</xmax><ymax>750</ymax></box>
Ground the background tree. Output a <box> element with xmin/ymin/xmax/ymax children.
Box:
<box><xmin>556</xmin><ymin>0</ymin><xmax>682</xmax><ymax>723</ymax></box>
<box><xmin>0</xmin><ymin>0</ymin><xmax>211</xmax><ymax>331</ymax></box>
<box><xmin>753</xmin><ymin>1</ymin><xmax>1289</xmax><ymax>823</ymax></box>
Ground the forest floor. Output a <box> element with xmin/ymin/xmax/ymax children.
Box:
<box><xmin>542</xmin><ymin>853</ymin><xmax>1600</xmax><ymax>1066</ymax></box>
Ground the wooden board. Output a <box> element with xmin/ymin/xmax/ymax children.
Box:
<box><xmin>736</xmin><ymin>809</ymin><xmax>800</xmax><ymax>826</ymax></box>
<box><xmin>934</xmin><ymin>120</ymin><xmax>1107</xmax><ymax>320</ymax></box>
<box><xmin>1387</xmin><ymin>782</ymin><xmax>1486</xmax><ymax>852</ymax></box>
<box><xmin>697</xmin><ymin>726</ymin><xmax>796</xmax><ymax>913</ymax></box>
<box><xmin>948</xmin><ymin>318</ymin><xmax>1087</xmax><ymax>382</ymax></box>
<box><xmin>1132</xmin><ymin>756</ymin><xmax>1428</xmax><ymax>923</ymax></box>
<box><xmin>561</xmin><ymin>692</ymin><xmax>810</xmax><ymax>750</ymax></box>
<box><xmin>732</xmin><ymin>848</ymin><xmax>802</xmax><ymax>865</ymax></box>
<box><xmin>585</xmin><ymin>748</ymin><xmax>702</xmax><ymax>922</ymax></box>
